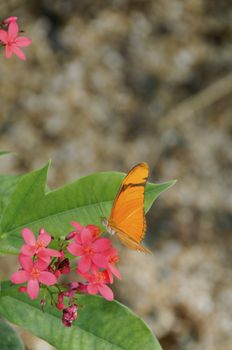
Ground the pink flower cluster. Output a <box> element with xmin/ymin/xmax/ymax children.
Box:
<box><xmin>10</xmin><ymin>221</ymin><xmax>121</xmax><ymax>327</ymax></box>
<box><xmin>67</xmin><ymin>221</ymin><xmax>121</xmax><ymax>301</ymax></box>
<box><xmin>0</xmin><ymin>16</ymin><xmax>32</xmax><ymax>60</ymax></box>
<box><xmin>11</xmin><ymin>228</ymin><xmax>61</xmax><ymax>299</ymax></box>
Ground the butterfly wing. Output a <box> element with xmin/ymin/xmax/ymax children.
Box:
<box><xmin>109</xmin><ymin>162</ymin><xmax>150</xmax><ymax>252</ymax></box>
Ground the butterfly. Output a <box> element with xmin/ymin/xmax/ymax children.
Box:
<box><xmin>102</xmin><ymin>162</ymin><xmax>151</xmax><ymax>253</ymax></box>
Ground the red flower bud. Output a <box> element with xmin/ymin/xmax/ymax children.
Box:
<box><xmin>62</xmin><ymin>304</ymin><xmax>78</xmax><ymax>327</ymax></box>
<box><xmin>65</xmin><ymin>231</ymin><xmax>77</xmax><ymax>240</ymax></box>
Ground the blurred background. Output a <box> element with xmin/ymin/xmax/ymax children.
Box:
<box><xmin>0</xmin><ymin>1</ymin><xmax>232</xmax><ymax>349</ymax></box>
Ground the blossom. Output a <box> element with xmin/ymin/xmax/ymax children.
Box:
<box><xmin>62</xmin><ymin>304</ymin><xmax>78</xmax><ymax>327</ymax></box>
<box><xmin>20</xmin><ymin>228</ymin><xmax>61</xmax><ymax>263</ymax></box>
<box><xmin>81</xmin><ymin>270</ymin><xmax>114</xmax><ymax>301</ymax></box>
<box><xmin>0</xmin><ymin>21</ymin><xmax>31</xmax><ymax>60</ymax></box>
<box><xmin>67</xmin><ymin>227</ymin><xmax>111</xmax><ymax>273</ymax></box>
<box><xmin>11</xmin><ymin>255</ymin><xmax>57</xmax><ymax>299</ymax></box>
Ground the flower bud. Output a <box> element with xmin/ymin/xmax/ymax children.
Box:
<box><xmin>65</xmin><ymin>231</ymin><xmax>77</xmax><ymax>240</ymax></box>
<box><xmin>62</xmin><ymin>304</ymin><xmax>78</xmax><ymax>327</ymax></box>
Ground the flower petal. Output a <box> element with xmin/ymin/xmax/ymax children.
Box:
<box><xmin>22</xmin><ymin>228</ymin><xmax>36</xmax><ymax>245</ymax></box>
<box><xmin>80</xmin><ymin>228</ymin><xmax>92</xmax><ymax>245</ymax></box>
<box><xmin>20</xmin><ymin>244</ymin><xmax>36</xmax><ymax>256</ymax></box>
<box><xmin>11</xmin><ymin>270</ymin><xmax>28</xmax><ymax>284</ymax></box>
<box><xmin>109</xmin><ymin>264</ymin><xmax>121</xmax><ymax>280</ymax></box>
<box><xmin>11</xmin><ymin>45</ymin><xmax>26</xmax><ymax>60</ymax></box>
<box><xmin>92</xmin><ymin>254</ymin><xmax>108</xmax><ymax>268</ymax></box>
<box><xmin>39</xmin><ymin>271</ymin><xmax>57</xmax><ymax>285</ymax></box>
<box><xmin>15</xmin><ymin>36</ymin><xmax>32</xmax><ymax>47</ymax></box>
<box><xmin>71</xmin><ymin>221</ymin><xmax>83</xmax><ymax>232</ymax></box>
<box><xmin>78</xmin><ymin>256</ymin><xmax>91</xmax><ymax>273</ymax></box>
<box><xmin>74</xmin><ymin>233</ymin><xmax>82</xmax><ymax>244</ymax></box>
<box><xmin>8</xmin><ymin>21</ymin><xmax>19</xmax><ymax>41</ymax></box>
<box><xmin>42</xmin><ymin>248</ymin><xmax>61</xmax><ymax>257</ymax></box>
<box><xmin>86</xmin><ymin>224</ymin><xmax>101</xmax><ymax>237</ymax></box>
<box><xmin>87</xmin><ymin>284</ymin><xmax>98</xmax><ymax>295</ymax></box>
<box><xmin>38</xmin><ymin>229</ymin><xmax>51</xmax><ymax>246</ymax></box>
<box><xmin>34</xmin><ymin>258</ymin><xmax>50</xmax><ymax>270</ymax></box>
<box><xmin>0</xmin><ymin>29</ymin><xmax>8</xmax><ymax>44</ymax></box>
<box><xmin>67</xmin><ymin>242</ymin><xmax>83</xmax><ymax>256</ymax></box>
<box><xmin>3</xmin><ymin>16</ymin><xmax>18</xmax><ymax>25</ymax></box>
<box><xmin>27</xmin><ymin>279</ymin><xmax>39</xmax><ymax>299</ymax></box>
<box><xmin>19</xmin><ymin>254</ymin><xmax>33</xmax><ymax>271</ymax></box>
<box><xmin>98</xmin><ymin>284</ymin><xmax>114</xmax><ymax>301</ymax></box>
<box><xmin>93</xmin><ymin>238</ymin><xmax>111</xmax><ymax>252</ymax></box>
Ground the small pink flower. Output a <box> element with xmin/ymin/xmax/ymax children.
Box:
<box><xmin>3</xmin><ymin>16</ymin><xmax>18</xmax><ymax>25</ymax></box>
<box><xmin>0</xmin><ymin>21</ymin><xmax>31</xmax><ymax>60</ymax></box>
<box><xmin>20</xmin><ymin>228</ymin><xmax>61</xmax><ymax>263</ymax></box>
<box><xmin>67</xmin><ymin>227</ymin><xmax>111</xmax><ymax>273</ymax></box>
<box><xmin>11</xmin><ymin>255</ymin><xmax>57</xmax><ymax>299</ymax></box>
<box><xmin>107</xmin><ymin>247</ymin><xmax>121</xmax><ymax>283</ymax></box>
<box><xmin>81</xmin><ymin>270</ymin><xmax>114</xmax><ymax>301</ymax></box>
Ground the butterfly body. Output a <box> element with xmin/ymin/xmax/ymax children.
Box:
<box><xmin>102</xmin><ymin>217</ymin><xmax>117</xmax><ymax>236</ymax></box>
<box><xmin>102</xmin><ymin>162</ymin><xmax>151</xmax><ymax>253</ymax></box>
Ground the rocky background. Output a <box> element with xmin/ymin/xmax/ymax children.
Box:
<box><xmin>0</xmin><ymin>1</ymin><xmax>232</xmax><ymax>349</ymax></box>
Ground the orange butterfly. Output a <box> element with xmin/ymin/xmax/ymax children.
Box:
<box><xmin>102</xmin><ymin>162</ymin><xmax>151</xmax><ymax>253</ymax></box>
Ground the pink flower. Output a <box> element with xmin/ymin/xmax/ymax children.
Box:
<box><xmin>107</xmin><ymin>247</ymin><xmax>121</xmax><ymax>283</ymax></box>
<box><xmin>81</xmin><ymin>270</ymin><xmax>114</xmax><ymax>301</ymax></box>
<box><xmin>20</xmin><ymin>228</ymin><xmax>61</xmax><ymax>263</ymax></box>
<box><xmin>11</xmin><ymin>255</ymin><xmax>57</xmax><ymax>299</ymax></box>
<box><xmin>67</xmin><ymin>227</ymin><xmax>111</xmax><ymax>273</ymax></box>
<box><xmin>0</xmin><ymin>21</ymin><xmax>31</xmax><ymax>60</ymax></box>
<box><xmin>3</xmin><ymin>16</ymin><xmax>18</xmax><ymax>25</ymax></box>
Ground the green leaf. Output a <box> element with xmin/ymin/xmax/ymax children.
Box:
<box><xmin>0</xmin><ymin>174</ymin><xmax>22</xmax><ymax>220</ymax></box>
<box><xmin>0</xmin><ymin>163</ymin><xmax>176</xmax><ymax>254</ymax></box>
<box><xmin>0</xmin><ymin>316</ymin><xmax>24</xmax><ymax>350</ymax></box>
<box><xmin>0</xmin><ymin>151</ymin><xmax>20</xmax><ymax>221</ymax></box>
<box><xmin>0</xmin><ymin>281</ymin><xmax>162</xmax><ymax>350</ymax></box>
